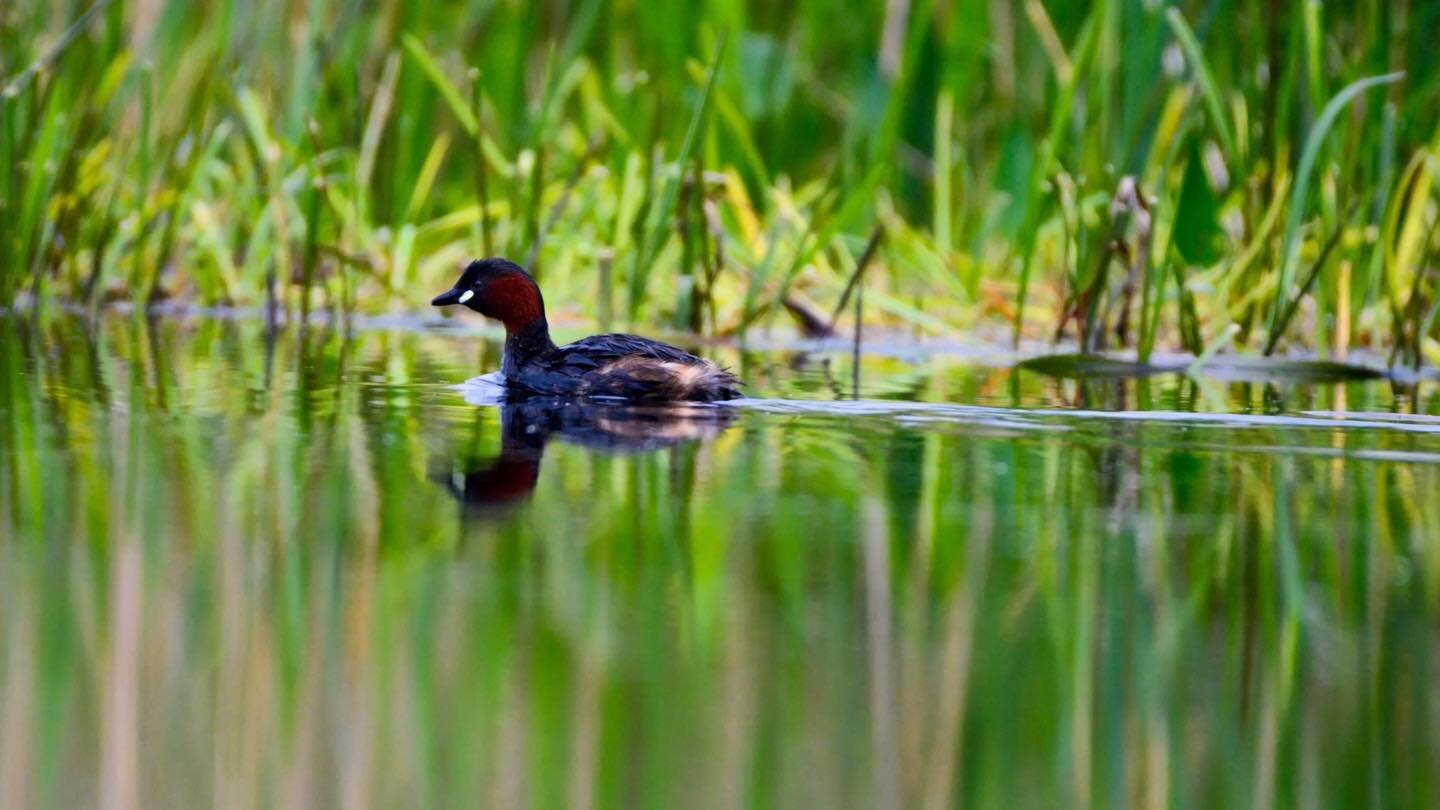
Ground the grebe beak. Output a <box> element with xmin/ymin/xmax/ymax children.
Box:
<box><xmin>431</xmin><ymin>287</ymin><xmax>468</xmax><ymax>306</ymax></box>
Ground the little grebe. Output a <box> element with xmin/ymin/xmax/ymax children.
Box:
<box><xmin>432</xmin><ymin>258</ymin><xmax>741</xmax><ymax>401</ymax></box>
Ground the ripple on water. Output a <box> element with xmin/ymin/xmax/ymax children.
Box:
<box><xmin>733</xmin><ymin>397</ymin><xmax>1440</xmax><ymax>434</ymax></box>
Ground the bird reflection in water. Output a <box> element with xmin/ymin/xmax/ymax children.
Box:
<box><xmin>437</xmin><ymin>395</ymin><xmax>737</xmax><ymax>517</ymax></box>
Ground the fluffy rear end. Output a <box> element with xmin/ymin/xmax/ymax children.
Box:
<box><xmin>579</xmin><ymin>357</ymin><xmax>741</xmax><ymax>402</ymax></box>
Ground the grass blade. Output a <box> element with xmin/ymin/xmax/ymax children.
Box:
<box><xmin>1164</xmin><ymin>8</ymin><xmax>1238</xmax><ymax>163</ymax></box>
<box><xmin>1265</xmin><ymin>71</ymin><xmax>1404</xmax><ymax>347</ymax></box>
<box><xmin>626</xmin><ymin>32</ymin><xmax>727</xmax><ymax>321</ymax></box>
<box><xmin>401</xmin><ymin>34</ymin><xmax>478</xmax><ymax>136</ymax></box>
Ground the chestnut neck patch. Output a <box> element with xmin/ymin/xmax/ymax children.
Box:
<box><xmin>485</xmin><ymin>273</ymin><xmax>545</xmax><ymax>333</ymax></box>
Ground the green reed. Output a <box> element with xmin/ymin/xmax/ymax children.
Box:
<box><xmin>2</xmin><ymin>0</ymin><xmax>1439</xmax><ymax>362</ymax></box>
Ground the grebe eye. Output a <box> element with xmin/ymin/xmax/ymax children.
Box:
<box><xmin>458</xmin><ymin>289</ymin><xmax>475</xmax><ymax>304</ymax></box>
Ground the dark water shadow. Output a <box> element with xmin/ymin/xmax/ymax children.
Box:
<box><xmin>435</xmin><ymin>394</ymin><xmax>736</xmax><ymax>519</ymax></box>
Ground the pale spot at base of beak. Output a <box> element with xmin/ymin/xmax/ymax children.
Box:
<box><xmin>458</xmin><ymin>289</ymin><xmax>474</xmax><ymax>304</ymax></box>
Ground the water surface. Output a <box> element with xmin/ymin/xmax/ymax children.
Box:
<box><xmin>2</xmin><ymin>313</ymin><xmax>1438</xmax><ymax>809</ymax></box>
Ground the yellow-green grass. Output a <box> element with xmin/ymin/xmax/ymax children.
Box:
<box><xmin>2</xmin><ymin>0</ymin><xmax>1438</xmax><ymax>364</ymax></box>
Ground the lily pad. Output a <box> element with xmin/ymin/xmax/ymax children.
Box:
<box><xmin>1195</xmin><ymin>358</ymin><xmax>1386</xmax><ymax>383</ymax></box>
<box><xmin>1019</xmin><ymin>353</ymin><xmax>1388</xmax><ymax>383</ymax></box>
<box><xmin>1018</xmin><ymin>354</ymin><xmax>1178</xmax><ymax>379</ymax></box>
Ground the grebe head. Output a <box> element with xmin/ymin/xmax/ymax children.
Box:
<box><xmin>431</xmin><ymin>257</ymin><xmax>546</xmax><ymax>334</ymax></box>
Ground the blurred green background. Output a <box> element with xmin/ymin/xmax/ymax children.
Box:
<box><xmin>3</xmin><ymin>0</ymin><xmax>1439</xmax><ymax>360</ymax></box>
